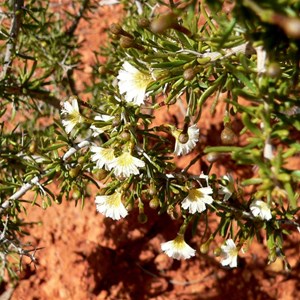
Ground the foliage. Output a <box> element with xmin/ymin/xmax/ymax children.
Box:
<box><xmin>0</xmin><ymin>0</ymin><xmax>299</xmax><ymax>282</ymax></box>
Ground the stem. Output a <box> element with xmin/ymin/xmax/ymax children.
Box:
<box><xmin>0</xmin><ymin>138</ymin><xmax>91</xmax><ymax>215</ymax></box>
<box><xmin>2</xmin><ymin>85</ymin><xmax>61</xmax><ymax>109</ymax></box>
<box><xmin>65</xmin><ymin>0</ymin><xmax>90</xmax><ymax>36</ymax></box>
<box><xmin>0</xmin><ymin>0</ymin><xmax>24</xmax><ymax>81</ymax></box>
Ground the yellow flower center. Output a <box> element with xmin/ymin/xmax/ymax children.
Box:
<box><xmin>116</xmin><ymin>152</ymin><xmax>134</xmax><ymax>166</ymax></box>
<box><xmin>228</xmin><ymin>247</ymin><xmax>238</xmax><ymax>257</ymax></box>
<box><xmin>69</xmin><ymin>111</ymin><xmax>82</xmax><ymax>124</ymax></box>
<box><xmin>133</xmin><ymin>72</ymin><xmax>152</xmax><ymax>90</ymax></box>
<box><xmin>188</xmin><ymin>189</ymin><xmax>203</xmax><ymax>202</ymax></box>
<box><xmin>173</xmin><ymin>235</ymin><xmax>185</xmax><ymax>249</ymax></box>
<box><xmin>106</xmin><ymin>192</ymin><xmax>122</xmax><ymax>208</ymax></box>
<box><xmin>101</xmin><ymin>148</ymin><xmax>115</xmax><ymax>161</ymax></box>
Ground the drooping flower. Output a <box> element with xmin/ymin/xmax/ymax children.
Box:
<box><xmin>61</xmin><ymin>97</ymin><xmax>83</xmax><ymax>134</ymax></box>
<box><xmin>181</xmin><ymin>186</ymin><xmax>214</xmax><ymax>214</ymax></box>
<box><xmin>108</xmin><ymin>151</ymin><xmax>145</xmax><ymax>177</ymax></box>
<box><xmin>90</xmin><ymin>114</ymin><xmax>113</xmax><ymax>137</ymax></box>
<box><xmin>220</xmin><ymin>239</ymin><xmax>238</xmax><ymax>268</ymax></box>
<box><xmin>161</xmin><ymin>235</ymin><xmax>196</xmax><ymax>260</ymax></box>
<box><xmin>219</xmin><ymin>174</ymin><xmax>235</xmax><ymax>201</ymax></box>
<box><xmin>95</xmin><ymin>191</ymin><xmax>128</xmax><ymax>220</ymax></box>
<box><xmin>117</xmin><ymin>61</ymin><xmax>152</xmax><ymax>106</ymax></box>
<box><xmin>250</xmin><ymin>200</ymin><xmax>272</xmax><ymax>221</ymax></box>
<box><xmin>173</xmin><ymin>125</ymin><xmax>199</xmax><ymax>156</ymax></box>
<box><xmin>90</xmin><ymin>146</ymin><xmax>115</xmax><ymax>171</ymax></box>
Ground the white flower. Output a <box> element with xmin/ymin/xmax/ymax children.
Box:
<box><xmin>108</xmin><ymin>152</ymin><xmax>145</xmax><ymax>177</ymax></box>
<box><xmin>250</xmin><ymin>200</ymin><xmax>272</xmax><ymax>221</ymax></box>
<box><xmin>90</xmin><ymin>146</ymin><xmax>115</xmax><ymax>171</ymax></box>
<box><xmin>219</xmin><ymin>174</ymin><xmax>235</xmax><ymax>201</ymax></box>
<box><xmin>90</xmin><ymin>115</ymin><xmax>113</xmax><ymax>137</ymax></box>
<box><xmin>161</xmin><ymin>235</ymin><xmax>196</xmax><ymax>260</ymax></box>
<box><xmin>220</xmin><ymin>239</ymin><xmax>238</xmax><ymax>268</ymax></box>
<box><xmin>61</xmin><ymin>97</ymin><xmax>83</xmax><ymax>134</ymax></box>
<box><xmin>117</xmin><ymin>62</ymin><xmax>152</xmax><ymax>106</ymax></box>
<box><xmin>173</xmin><ymin>125</ymin><xmax>199</xmax><ymax>156</ymax></box>
<box><xmin>181</xmin><ymin>186</ymin><xmax>214</xmax><ymax>214</ymax></box>
<box><xmin>95</xmin><ymin>191</ymin><xmax>128</xmax><ymax>220</ymax></box>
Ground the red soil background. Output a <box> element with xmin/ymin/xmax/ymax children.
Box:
<box><xmin>3</xmin><ymin>2</ymin><xmax>300</xmax><ymax>300</ymax></box>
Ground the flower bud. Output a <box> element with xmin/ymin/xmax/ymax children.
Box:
<box><xmin>178</xmin><ymin>132</ymin><xmax>189</xmax><ymax>144</ymax></box>
<box><xmin>111</xmin><ymin>33</ymin><xmax>120</xmax><ymax>40</ymax></box>
<box><xmin>221</xmin><ymin>126</ymin><xmax>237</xmax><ymax>145</ymax></box>
<box><xmin>98</xmin><ymin>65</ymin><xmax>107</xmax><ymax>75</ymax></box>
<box><xmin>213</xmin><ymin>247</ymin><xmax>221</xmax><ymax>257</ymax></box>
<box><xmin>279</xmin><ymin>16</ymin><xmax>300</xmax><ymax>39</ymax></box>
<box><xmin>29</xmin><ymin>140</ymin><xmax>37</xmax><ymax>154</ymax></box>
<box><xmin>148</xmin><ymin>185</ymin><xmax>157</xmax><ymax>196</ymax></box>
<box><xmin>200</xmin><ymin>243</ymin><xmax>210</xmax><ymax>254</ymax></box>
<box><xmin>120</xmin><ymin>36</ymin><xmax>144</xmax><ymax>50</ymax></box>
<box><xmin>266</xmin><ymin>62</ymin><xmax>281</xmax><ymax>78</ymax></box>
<box><xmin>93</xmin><ymin>169</ymin><xmax>109</xmax><ymax>181</ymax></box>
<box><xmin>78</xmin><ymin>156</ymin><xmax>85</xmax><ymax>165</ymax></box>
<box><xmin>69</xmin><ymin>166</ymin><xmax>81</xmax><ymax>178</ymax></box>
<box><xmin>138</xmin><ymin>18</ymin><xmax>150</xmax><ymax>28</ymax></box>
<box><xmin>72</xmin><ymin>188</ymin><xmax>82</xmax><ymax>200</ymax></box>
<box><xmin>120</xmin><ymin>131</ymin><xmax>131</xmax><ymax>141</ymax></box>
<box><xmin>110</xmin><ymin>23</ymin><xmax>124</xmax><ymax>35</ymax></box>
<box><xmin>138</xmin><ymin>213</ymin><xmax>148</xmax><ymax>224</ymax></box>
<box><xmin>150</xmin><ymin>12</ymin><xmax>178</xmax><ymax>34</ymax></box>
<box><xmin>206</xmin><ymin>152</ymin><xmax>221</xmax><ymax>163</ymax></box>
<box><xmin>149</xmin><ymin>196</ymin><xmax>159</xmax><ymax>209</ymax></box>
<box><xmin>110</xmin><ymin>23</ymin><xmax>133</xmax><ymax>38</ymax></box>
<box><xmin>120</xmin><ymin>36</ymin><xmax>136</xmax><ymax>48</ymax></box>
<box><xmin>183</xmin><ymin>68</ymin><xmax>197</xmax><ymax>81</ymax></box>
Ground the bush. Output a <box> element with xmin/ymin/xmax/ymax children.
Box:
<box><xmin>0</xmin><ymin>0</ymin><xmax>299</xmax><ymax>282</ymax></box>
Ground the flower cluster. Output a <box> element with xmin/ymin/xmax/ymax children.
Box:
<box><xmin>59</xmin><ymin>55</ymin><xmax>275</xmax><ymax>269</ymax></box>
<box><xmin>91</xmin><ymin>146</ymin><xmax>145</xmax><ymax>178</ymax></box>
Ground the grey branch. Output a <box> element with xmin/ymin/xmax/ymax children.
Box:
<box><xmin>0</xmin><ymin>139</ymin><xmax>91</xmax><ymax>215</ymax></box>
<box><xmin>0</xmin><ymin>0</ymin><xmax>24</xmax><ymax>81</ymax></box>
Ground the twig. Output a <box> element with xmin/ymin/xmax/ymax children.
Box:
<box><xmin>0</xmin><ymin>0</ymin><xmax>24</xmax><ymax>81</ymax></box>
<box><xmin>62</xmin><ymin>139</ymin><xmax>91</xmax><ymax>161</ymax></box>
<box><xmin>65</xmin><ymin>0</ymin><xmax>90</xmax><ymax>36</ymax></box>
<box><xmin>2</xmin><ymin>85</ymin><xmax>61</xmax><ymax>109</ymax></box>
<box><xmin>0</xmin><ymin>139</ymin><xmax>91</xmax><ymax>215</ymax></box>
<box><xmin>177</xmin><ymin>42</ymin><xmax>254</xmax><ymax>61</ymax></box>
